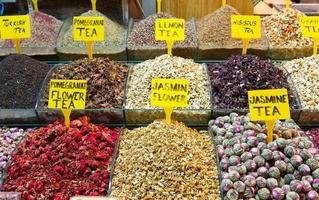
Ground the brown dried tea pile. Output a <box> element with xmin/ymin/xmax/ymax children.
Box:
<box><xmin>125</xmin><ymin>55</ymin><xmax>211</xmax><ymax>109</ymax></box>
<box><xmin>111</xmin><ymin>120</ymin><xmax>221</xmax><ymax>199</ymax></box>
<box><xmin>262</xmin><ymin>8</ymin><xmax>312</xmax><ymax>47</ymax></box>
<box><xmin>40</xmin><ymin>57</ymin><xmax>128</xmax><ymax>109</ymax></box>
<box><xmin>127</xmin><ymin>12</ymin><xmax>197</xmax><ymax>49</ymax></box>
<box><xmin>0</xmin><ymin>11</ymin><xmax>62</xmax><ymax>49</ymax></box>
<box><xmin>197</xmin><ymin>5</ymin><xmax>266</xmax><ymax>49</ymax></box>
<box><xmin>58</xmin><ymin>10</ymin><xmax>126</xmax><ymax>53</ymax></box>
<box><xmin>0</xmin><ymin>55</ymin><xmax>51</xmax><ymax>108</ymax></box>
<box><xmin>207</xmin><ymin>54</ymin><xmax>295</xmax><ymax>109</ymax></box>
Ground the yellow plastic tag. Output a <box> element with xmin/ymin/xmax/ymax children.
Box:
<box><xmin>70</xmin><ymin>197</ymin><xmax>117</xmax><ymax>200</ymax></box>
<box><xmin>151</xmin><ymin>79</ymin><xmax>189</xmax><ymax>123</ymax></box>
<box><xmin>0</xmin><ymin>15</ymin><xmax>31</xmax><ymax>39</ymax></box>
<box><xmin>91</xmin><ymin>0</ymin><xmax>97</xmax><ymax>11</ymax></box>
<box><xmin>299</xmin><ymin>16</ymin><xmax>319</xmax><ymax>55</ymax></box>
<box><xmin>222</xmin><ymin>0</ymin><xmax>226</xmax><ymax>7</ymax></box>
<box><xmin>73</xmin><ymin>16</ymin><xmax>104</xmax><ymax>41</ymax></box>
<box><xmin>286</xmin><ymin>0</ymin><xmax>290</xmax><ymax>9</ymax></box>
<box><xmin>242</xmin><ymin>39</ymin><xmax>249</xmax><ymax>55</ymax></box>
<box><xmin>13</xmin><ymin>39</ymin><xmax>21</xmax><ymax>54</ymax></box>
<box><xmin>48</xmin><ymin>80</ymin><xmax>87</xmax><ymax>128</ymax></box>
<box><xmin>32</xmin><ymin>0</ymin><xmax>38</xmax><ymax>11</ymax></box>
<box><xmin>231</xmin><ymin>15</ymin><xmax>261</xmax><ymax>39</ymax></box>
<box><xmin>157</xmin><ymin>0</ymin><xmax>162</xmax><ymax>13</ymax></box>
<box><xmin>248</xmin><ymin>89</ymin><xmax>291</xmax><ymax>143</ymax></box>
<box><xmin>155</xmin><ymin>18</ymin><xmax>185</xmax><ymax>41</ymax></box>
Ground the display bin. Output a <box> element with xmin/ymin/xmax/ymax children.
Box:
<box><xmin>35</xmin><ymin>64</ymin><xmax>127</xmax><ymax>125</ymax></box>
<box><xmin>298</xmin><ymin>109</ymin><xmax>319</xmax><ymax>126</ymax></box>
<box><xmin>0</xmin><ymin>109</ymin><xmax>39</xmax><ymax>125</ymax></box>
<box><xmin>268</xmin><ymin>45</ymin><xmax>313</xmax><ymax>60</ymax></box>
<box><xmin>127</xmin><ymin>18</ymin><xmax>198</xmax><ymax>61</ymax></box>
<box><xmin>198</xmin><ymin>26</ymin><xmax>269</xmax><ymax>60</ymax></box>
<box><xmin>56</xmin><ymin>18</ymin><xmax>127</xmax><ymax>61</ymax></box>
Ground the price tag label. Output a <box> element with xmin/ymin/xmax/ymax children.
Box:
<box><xmin>231</xmin><ymin>15</ymin><xmax>261</xmax><ymax>39</ymax></box>
<box><xmin>299</xmin><ymin>16</ymin><xmax>319</xmax><ymax>37</ymax></box>
<box><xmin>48</xmin><ymin>80</ymin><xmax>87</xmax><ymax>110</ymax></box>
<box><xmin>151</xmin><ymin>79</ymin><xmax>189</xmax><ymax>108</ymax></box>
<box><xmin>155</xmin><ymin>18</ymin><xmax>185</xmax><ymax>41</ymax></box>
<box><xmin>0</xmin><ymin>15</ymin><xmax>31</xmax><ymax>39</ymax></box>
<box><xmin>70</xmin><ymin>197</ymin><xmax>117</xmax><ymax>200</ymax></box>
<box><xmin>73</xmin><ymin>16</ymin><xmax>104</xmax><ymax>41</ymax></box>
<box><xmin>248</xmin><ymin>89</ymin><xmax>291</xmax><ymax>121</ymax></box>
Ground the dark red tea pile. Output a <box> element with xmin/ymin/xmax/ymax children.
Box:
<box><xmin>2</xmin><ymin>117</ymin><xmax>119</xmax><ymax>200</ymax></box>
<box><xmin>207</xmin><ymin>54</ymin><xmax>295</xmax><ymax>109</ymax></box>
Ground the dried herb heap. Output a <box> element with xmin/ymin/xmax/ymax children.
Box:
<box><xmin>0</xmin><ymin>11</ymin><xmax>62</xmax><ymax>49</ymax></box>
<box><xmin>305</xmin><ymin>128</ymin><xmax>319</xmax><ymax>148</ymax></box>
<box><xmin>126</xmin><ymin>55</ymin><xmax>211</xmax><ymax>109</ymax></box>
<box><xmin>262</xmin><ymin>8</ymin><xmax>312</xmax><ymax>48</ymax></box>
<box><xmin>127</xmin><ymin>12</ymin><xmax>197</xmax><ymax>49</ymax></box>
<box><xmin>58</xmin><ymin>10</ymin><xmax>126</xmax><ymax>52</ymax></box>
<box><xmin>2</xmin><ymin>117</ymin><xmax>119</xmax><ymax>200</ymax></box>
<box><xmin>0</xmin><ymin>55</ymin><xmax>51</xmax><ymax>109</ymax></box>
<box><xmin>273</xmin><ymin>120</ymin><xmax>304</xmax><ymax>140</ymax></box>
<box><xmin>210</xmin><ymin>113</ymin><xmax>319</xmax><ymax>200</ymax></box>
<box><xmin>0</xmin><ymin>128</ymin><xmax>30</xmax><ymax>179</ymax></box>
<box><xmin>282</xmin><ymin>56</ymin><xmax>319</xmax><ymax>110</ymax></box>
<box><xmin>207</xmin><ymin>54</ymin><xmax>295</xmax><ymax>109</ymax></box>
<box><xmin>112</xmin><ymin>120</ymin><xmax>221</xmax><ymax>199</ymax></box>
<box><xmin>197</xmin><ymin>6</ymin><xmax>266</xmax><ymax>49</ymax></box>
<box><xmin>41</xmin><ymin>57</ymin><xmax>128</xmax><ymax>109</ymax></box>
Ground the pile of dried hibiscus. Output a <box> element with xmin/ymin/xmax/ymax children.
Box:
<box><xmin>1</xmin><ymin>117</ymin><xmax>119</xmax><ymax>200</ymax></box>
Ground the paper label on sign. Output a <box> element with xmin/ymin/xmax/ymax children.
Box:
<box><xmin>248</xmin><ymin>89</ymin><xmax>291</xmax><ymax>121</ymax></box>
<box><xmin>73</xmin><ymin>16</ymin><xmax>104</xmax><ymax>41</ymax></box>
<box><xmin>70</xmin><ymin>197</ymin><xmax>117</xmax><ymax>200</ymax></box>
<box><xmin>231</xmin><ymin>15</ymin><xmax>261</xmax><ymax>39</ymax></box>
<box><xmin>48</xmin><ymin>80</ymin><xmax>87</xmax><ymax>110</ymax></box>
<box><xmin>155</xmin><ymin>18</ymin><xmax>185</xmax><ymax>41</ymax></box>
<box><xmin>0</xmin><ymin>15</ymin><xmax>31</xmax><ymax>39</ymax></box>
<box><xmin>299</xmin><ymin>16</ymin><xmax>319</xmax><ymax>38</ymax></box>
<box><xmin>151</xmin><ymin>79</ymin><xmax>189</xmax><ymax>108</ymax></box>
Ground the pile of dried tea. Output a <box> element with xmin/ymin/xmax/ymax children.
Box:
<box><xmin>40</xmin><ymin>57</ymin><xmax>128</xmax><ymax>109</ymax></box>
<box><xmin>197</xmin><ymin>6</ymin><xmax>266</xmax><ymax>49</ymax></box>
<box><xmin>111</xmin><ymin>120</ymin><xmax>221</xmax><ymax>199</ymax></box>
<box><xmin>262</xmin><ymin>8</ymin><xmax>312</xmax><ymax>48</ymax></box>
<box><xmin>57</xmin><ymin>10</ymin><xmax>126</xmax><ymax>53</ymax></box>
<box><xmin>125</xmin><ymin>55</ymin><xmax>211</xmax><ymax>109</ymax></box>
<box><xmin>0</xmin><ymin>55</ymin><xmax>51</xmax><ymax>108</ymax></box>
<box><xmin>127</xmin><ymin>12</ymin><xmax>197</xmax><ymax>49</ymax></box>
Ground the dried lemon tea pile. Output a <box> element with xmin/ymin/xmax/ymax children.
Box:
<box><xmin>57</xmin><ymin>10</ymin><xmax>126</xmax><ymax>54</ymax></box>
<box><xmin>197</xmin><ymin>5</ymin><xmax>266</xmax><ymax>49</ymax></box>
<box><xmin>125</xmin><ymin>55</ymin><xmax>211</xmax><ymax>109</ymax></box>
<box><xmin>111</xmin><ymin>120</ymin><xmax>221</xmax><ymax>199</ymax></box>
<box><xmin>281</xmin><ymin>56</ymin><xmax>319</xmax><ymax>110</ymax></box>
<box><xmin>262</xmin><ymin>8</ymin><xmax>312</xmax><ymax>48</ymax></box>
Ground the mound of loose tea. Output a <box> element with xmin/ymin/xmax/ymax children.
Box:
<box><xmin>0</xmin><ymin>55</ymin><xmax>51</xmax><ymax>109</ymax></box>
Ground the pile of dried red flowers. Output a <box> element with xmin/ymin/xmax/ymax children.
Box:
<box><xmin>1</xmin><ymin>117</ymin><xmax>119</xmax><ymax>200</ymax></box>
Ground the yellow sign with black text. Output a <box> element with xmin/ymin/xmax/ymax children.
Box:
<box><xmin>231</xmin><ymin>15</ymin><xmax>261</xmax><ymax>39</ymax></box>
<box><xmin>73</xmin><ymin>16</ymin><xmax>104</xmax><ymax>41</ymax></box>
<box><xmin>299</xmin><ymin>16</ymin><xmax>319</xmax><ymax>38</ymax></box>
<box><xmin>248</xmin><ymin>89</ymin><xmax>291</xmax><ymax>121</ymax></box>
<box><xmin>48</xmin><ymin>80</ymin><xmax>87</xmax><ymax>110</ymax></box>
<box><xmin>155</xmin><ymin>18</ymin><xmax>185</xmax><ymax>41</ymax></box>
<box><xmin>0</xmin><ymin>15</ymin><xmax>31</xmax><ymax>39</ymax></box>
<box><xmin>151</xmin><ymin>79</ymin><xmax>189</xmax><ymax>108</ymax></box>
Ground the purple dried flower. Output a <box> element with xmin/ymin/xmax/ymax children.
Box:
<box><xmin>306</xmin><ymin>191</ymin><xmax>319</xmax><ymax>200</ymax></box>
<box><xmin>241</xmin><ymin>152</ymin><xmax>253</xmax><ymax>162</ymax></box>
<box><xmin>257</xmin><ymin>188</ymin><xmax>270</xmax><ymax>200</ymax></box>
<box><xmin>272</xmin><ymin>187</ymin><xmax>285</xmax><ymax>200</ymax></box>
<box><xmin>267</xmin><ymin>178</ymin><xmax>279</xmax><ymax>190</ymax></box>
<box><xmin>233</xmin><ymin>181</ymin><xmax>245</xmax><ymax>193</ymax></box>
<box><xmin>253</xmin><ymin>156</ymin><xmax>265</xmax><ymax>167</ymax></box>
<box><xmin>226</xmin><ymin>189</ymin><xmax>239</xmax><ymax>199</ymax></box>
<box><xmin>286</xmin><ymin>191</ymin><xmax>300</xmax><ymax>200</ymax></box>
<box><xmin>221</xmin><ymin>178</ymin><xmax>234</xmax><ymax>192</ymax></box>
<box><xmin>257</xmin><ymin>167</ymin><xmax>269</xmax><ymax>178</ymax></box>
<box><xmin>244</xmin><ymin>175</ymin><xmax>256</xmax><ymax>187</ymax></box>
<box><xmin>291</xmin><ymin>155</ymin><xmax>303</xmax><ymax>167</ymax></box>
<box><xmin>290</xmin><ymin>180</ymin><xmax>303</xmax><ymax>193</ymax></box>
<box><xmin>298</xmin><ymin>164</ymin><xmax>311</xmax><ymax>176</ymax></box>
<box><xmin>256</xmin><ymin>177</ymin><xmax>267</xmax><ymax>188</ymax></box>
<box><xmin>275</xmin><ymin>160</ymin><xmax>287</xmax><ymax>172</ymax></box>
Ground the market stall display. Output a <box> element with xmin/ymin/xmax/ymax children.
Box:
<box><xmin>197</xmin><ymin>5</ymin><xmax>268</xmax><ymax>60</ymax></box>
<box><xmin>0</xmin><ymin>11</ymin><xmax>62</xmax><ymax>58</ymax></box>
<box><xmin>305</xmin><ymin>128</ymin><xmax>319</xmax><ymax>148</ymax></box>
<box><xmin>57</xmin><ymin>10</ymin><xmax>127</xmax><ymax>60</ymax></box>
<box><xmin>125</xmin><ymin>55</ymin><xmax>211</xmax><ymax>125</ymax></box>
<box><xmin>209</xmin><ymin>113</ymin><xmax>319</xmax><ymax>200</ymax></box>
<box><xmin>207</xmin><ymin>54</ymin><xmax>300</xmax><ymax>119</ymax></box>
<box><xmin>0</xmin><ymin>127</ymin><xmax>30</xmax><ymax>180</ymax></box>
<box><xmin>262</xmin><ymin>8</ymin><xmax>313</xmax><ymax>59</ymax></box>
<box><xmin>1</xmin><ymin>117</ymin><xmax>120</xmax><ymax>199</ymax></box>
<box><xmin>0</xmin><ymin>55</ymin><xmax>51</xmax><ymax>124</ymax></box>
<box><xmin>282</xmin><ymin>56</ymin><xmax>319</xmax><ymax>126</ymax></box>
<box><xmin>37</xmin><ymin>57</ymin><xmax>128</xmax><ymax>124</ymax></box>
<box><xmin>127</xmin><ymin>12</ymin><xmax>198</xmax><ymax>60</ymax></box>
<box><xmin>110</xmin><ymin>120</ymin><xmax>221</xmax><ymax>199</ymax></box>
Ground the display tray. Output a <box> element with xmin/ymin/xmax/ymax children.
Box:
<box><xmin>0</xmin><ymin>109</ymin><xmax>38</xmax><ymax>125</ymax></box>
<box><xmin>0</xmin><ymin>192</ymin><xmax>21</xmax><ymax>200</ymax></box>
<box><xmin>127</xmin><ymin>19</ymin><xmax>198</xmax><ymax>61</ymax></box>
<box><xmin>274</xmin><ymin>3</ymin><xmax>319</xmax><ymax>16</ymax></box>
<box><xmin>35</xmin><ymin>64</ymin><xmax>127</xmax><ymax>125</ymax></box>
<box><xmin>56</xmin><ymin>18</ymin><xmax>127</xmax><ymax>61</ymax></box>
<box><xmin>298</xmin><ymin>109</ymin><xmax>319</xmax><ymax>127</ymax></box>
<box><xmin>267</xmin><ymin>45</ymin><xmax>313</xmax><ymax>60</ymax></box>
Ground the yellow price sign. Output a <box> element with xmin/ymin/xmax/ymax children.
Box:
<box><xmin>299</xmin><ymin>16</ymin><xmax>319</xmax><ymax>55</ymax></box>
<box><xmin>0</xmin><ymin>15</ymin><xmax>31</xmax><ymax>39</ymax></box>
<box><xmin>231</xmin><ymin>15</ymin><xmax>261</xmax><ymax>55</ymax></box>
<box><xmin>151</xmin><ymin>79</ymin><xmax>189</xmax><ymax>123</ymax></box>
<box><xmin>73</xmin><ymin>16</ymin><xmax>104</xmax><ymax>41</ymax></box>
<box><xmin>48</xmin><ymin>80</ymin><xmax>87</xmax><ymax>128</ymax></box>
<box><xmin>248</xmin><ymin>89</ymin><xmax>291</xmax><ymax>143</ymax></box>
